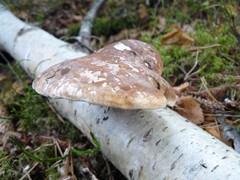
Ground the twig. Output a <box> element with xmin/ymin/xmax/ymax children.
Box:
<box><xmin>184</xmin><ymin>51</ymin><xmax>200</xmax><ymax>81</ymax></box>
<box><xmin>200</xmin><ymin>77</ymin><xmax>223</xmax><ymax>105</ymax></box>
<box><xmin>77</xmin><ymin>0</ymin><xmax>106</xmax><ymax>51</ymax></box>
<box><xmin>19</xmin><ymin>162</ymin><xmax>39</xmax><ymax>180</ymax></box>
<box><xmin>213</xmin><ymin>115</ymin><xmax>221</xmax><ymax>138</ymax></box>
<box><xmin>205</xmin><ymin>114</ymin><xmax>240</xmax><ymax>118</ymax></box>
<box><xmin>154</xmin><ymin>0</ymin><xmax>162</xmax><ymax>16</ymax></box>
<box><xmin>69</xmin><ymin>145</ymin><xmax>77</xmax><ymax>180</ymax></box>
<box><xmin>188</xmin><ymin>44</ymin><xmax>221</xmax><ymax>51</ymax></box>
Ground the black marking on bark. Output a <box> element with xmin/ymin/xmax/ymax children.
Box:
<box><xmin>129</xmin><ymin>169</ymin><xmax>133</xmax><ymax>179</ymax></box>
<box><xmin>152</xmin><ymin>162</ymin><xmax>156</xmax><ymax>170</ymax></box>
<box><xmin>96</xmin><ymin>118</ymin><xmax>100</xmax><ymax>124</ymax></box>
<box><xmin>74</xmin><ymin>110</ymin><xmax>77</xmax><ymax>116</ymax></box>
<box><xmin>103</xmin><ymin>116</ymin><xmax>109</xmax><ymax>121</ymax></box>
<box><xmin>137</xmin><ymin>166</ymin><xmax>143</xmax><ymax>178</ymax></box>
<box><xmin>106</xmin><ymin>137</ymin><xmax>110</xmax><ymax>145</ymax></box>
<box><xmin>171</xmin><ymin>154</ymin><xmax>183</xmax><ymax>171</ymax></box>
<box><xmin>143</xmin><ymin>128</ymin><xmax>153</xmax><ymax>142</ymax></box>
<box><xmin>17</xmin><ymin>27</ymin><xmax>35</xmax><ymax>37</ymax></box>
<box><xmin>222</xmin><ymin>156</ymin><xmax>227</xmax><ymax>159</ymax></box>
<box><xmin>180</xmin><ymin>128</ymin><xmax>186</xmax><ymax>132</ymax></box>
<box><xmin>173</xmin><ymin>146</ymin><xmax>180</xmax><ymax>153</ymax></box>
<box><xmin>156</xmin><ymin>139</ymin><xmax>161</xmax><ymax>146</ymax></box>
<box><xmin>211</xmin><ymin>165</ymin><xmax>219</xmax><ymax>172</ymax></box>
<box><xmin>127</xmin><ymin>137</ymin><xmax>135</xmax><ymax>148</ymax></box>
<box><xmin>201</xmin><ymin>163</ymin><xmax>207</xmax><ymax>168</ymax></box>
<box><xmin>162</xmin><ymin>126</ymin><xmax>168</xmax><ymax>132</ymax></box>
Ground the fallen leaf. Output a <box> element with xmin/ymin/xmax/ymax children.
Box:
<box><xmin>173</xmin><ymin>82</ymin><xmax>190</xmax><ymax>96</ymax></box>
<box><xmin>175</xmin><ymin>96</ymin><xmax>204</xmax><ymax>125</ymax></box>
<box><xmin>161</xmin><ymin>25</ymin><xmax>194</xmax><ymax>46</ymax></box>
<box><xmin>12</xmin><ymin>81</ymin><xmax>25</xmax><ymax>95</ymax></box>
<box><xmin>12</xmin><ymin>79</ymin><xmax>31</xmax><ymax>95</ymax></box>
<box><xmin>204</xmin><ymin>126</ymin><xmax>221</xmax><ymax>140</ymax></box>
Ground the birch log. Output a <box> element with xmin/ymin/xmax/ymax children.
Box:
<box><xmin>0</xmin><ymin>5</ymin><xmax>240</xmax><ymax>180</ymax></box>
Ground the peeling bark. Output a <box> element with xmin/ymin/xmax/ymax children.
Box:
<box><xmin>0</xmin><ymin>4</ymin><xmax>240</xmax><ymax>179</ymax></box>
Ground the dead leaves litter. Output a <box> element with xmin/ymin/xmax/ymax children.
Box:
<box><xmin>175</xmin><ymin>96</ymin><xmax>204</xmax><ymax>125</ymax></box>
<box><xmin>161</xmin><ymin>25</ymin><xmax>194</xmax><ymax>46</ymax></box>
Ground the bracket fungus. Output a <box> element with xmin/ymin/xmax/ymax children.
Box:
<box><xmin>32</xmin><ymin>39</ymin><xmax>176</xmax><ymax>109</ymax></box>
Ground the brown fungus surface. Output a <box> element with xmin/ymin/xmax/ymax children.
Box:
<box><xmin>32</xmin><ymin>39</ymin><xmax>176</xmax><ymax>109</ymax></box>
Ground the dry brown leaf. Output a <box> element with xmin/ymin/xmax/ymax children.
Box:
<box><xmin>173</xmin><ymin>82</ymin><xmax>190</xmax><ymax>96</ymax></box>
<box><xmin>161</xmin><ymin>26</ymin><xmax>194</xmax><ymax>46</ymax></box>
<box><xmin>12</xmin><ymin>79</ymin><xmax>31</xmax><ymax>95</ymax></box>
<box><xmin>204</xmin><ymin>126</ymin><xmax>233</xmax><ymax>147</ymax></box>
<box><xmin>175</xmin><ymin>96</ymin><xmax>204</xmax><ymax>125</ymax></box>
<box><xmin>12</xmin><ymin>81</ymin><xmax>25</xmax><ymax>95</ymax></box>
<box><xmin>204</xmin><ymin>126</ymin><xmax>221</xmax><ymax>140</ymax></box>
<box><xmin>16</xmin><ymin>11</ymin><xmax>29</xmax><ymax>20</ymax></box>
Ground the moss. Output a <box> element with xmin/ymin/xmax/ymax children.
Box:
<box><xmin>67</xmin><ymin>22</ymin><xmax>81</xmax><ymax>36</ymax></box>
<box><xmin>141</xmin><ymin>21</ymin><xmax>238</xmax><ymax>85</ymax></box>
<box><xmin>46</xmin><ymin>167</ymin><xmax>60</xmax><ymax>179</ymax></box>
<box><xmin>93</xmin><ymin>16</ymin><xmax>138</xmax><ymax>37</ymax></box>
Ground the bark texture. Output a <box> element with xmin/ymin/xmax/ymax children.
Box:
<box><xmin>0</xmin><ymin>5</ymin><xmax>240</xmax><ymax>179</ymax></box>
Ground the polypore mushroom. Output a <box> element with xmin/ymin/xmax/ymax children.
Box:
<box><xmin>32</xmin><ymin>39</ymin><xmax>176</xmax><ymax>109</ymax></box>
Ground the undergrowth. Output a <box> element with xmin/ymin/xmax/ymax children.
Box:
<box><xmin>140</xmin><ymin>1</ymin><xmax>239</xmax><ymax>86</ymax></box>
<box><xmin>0</xmin><ymin>62</ymin><xmax>99</xmax><ymax>179</ymax></box>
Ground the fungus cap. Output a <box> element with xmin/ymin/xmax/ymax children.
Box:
<box><xmin>32</xmin><ymin>39</ymin><xmax>176</xmax><ymax>109</ymax></box>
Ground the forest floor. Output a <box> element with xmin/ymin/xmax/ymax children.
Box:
<box><xmin>0</xmin><ymin>0</ymin><xmax>240</xmax><ymax>179</ymax></box>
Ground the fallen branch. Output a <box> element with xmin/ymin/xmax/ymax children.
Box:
<box><xmin>77</xmin><ymin>0</ymin><xmax>106</xmax><ymax>50</ymax></box>
<box><xmin>1</xmin><ymin>4</ymin><xmax>240</xmax><ymax>179</ymax></box>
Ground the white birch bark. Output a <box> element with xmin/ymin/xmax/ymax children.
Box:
<box><xmin>0</xmin><ymin>4</ymin><xmax>240</xmax><ymax>180</ymax></box>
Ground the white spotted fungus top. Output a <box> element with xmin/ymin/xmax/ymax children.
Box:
<box><xmin>32</xmin><ymin>39</ymin><xmax>176</xmax><ymax>109</ymax></box>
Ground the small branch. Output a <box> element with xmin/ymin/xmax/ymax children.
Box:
<box><xmin>188</xmin><ymin>44</ymin><xmax>221</xmax><ymax>51</ymax></box>
<box><xmin>78</xmin><ymin>0</ymin><xmax>106</xmax><ymax>51</ymax></box>
<box><xmin>184</xmin><ymin>51</ymin><xmax>199</xmax><ymax>81</ymax></box>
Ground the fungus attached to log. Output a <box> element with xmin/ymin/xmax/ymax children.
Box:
<box><xmin>32</xmin><ymin>39</ymin><xmax>176</xmax><ymax>109</ymax></box>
